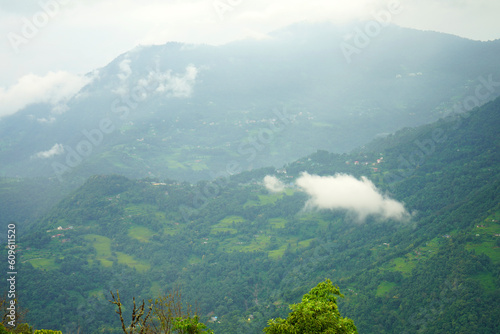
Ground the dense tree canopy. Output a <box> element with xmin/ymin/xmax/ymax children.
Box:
<box><xmin>264</xmin><ymin>280</ymin><xmax>357</xmax><ymax>334</ymax></box>
<box><xmin>5</xmin><ymin>98</ymin><xmax>500</xmax><ymax>333</ymax></box>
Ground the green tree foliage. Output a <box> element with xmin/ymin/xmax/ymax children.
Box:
<box><xmin>263</xmin><ymin>279</ymin><xmax>357</xmax><ymax>334</ymax></box>
<box><xmin>147</xmin><ymin>288</ymin><xmax>198</xmax><ymax>333</ymax></box>
<box><xmin>13</xmin><ymin>98</ymin><xmax>500</xmax><ymax>333</ymax></box>
<box><xmin>1</xmin><ymin>294</ymin><xmax>30</xmax><ymax>334</ymax></box>
<box><xmin>172</xmin><ymin>316</ymin><xmax>214</xmax><ymax>334</ymax></box>
<box><xmin>0</xmin><ymin>323</ymin><xmax>32</xmax><ymax>334</ymax></box>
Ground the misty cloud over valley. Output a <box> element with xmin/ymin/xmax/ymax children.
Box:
<box><xmin>265</xmin><ymin>173</ymin><xmax>409</xmax><ymax>221</ymax></box>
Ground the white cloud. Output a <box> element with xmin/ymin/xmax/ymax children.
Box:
<box><xmin>0</xmin><ymin>71</ymin><xmax>92</xmax><ymax>118</ymax></box>
<box><xmin>33</xmin><ymin>143</ymin><xmax>65</xmax><ymax>159</ymax></box>
<box><xmin>295</xmin><ymin>172</ymin><xmax>409</xmax><ymax>221</ymax></box>
<box><xmin>264</xmin><ymin>175</ymin><xmax>286</xmax><ymax>193</ymax></box>
<box><xmin>156</xmin><ymin>65</ymin><xmax>198</xmax><ymax>98</ymax></box>
<box><xmin>139</xmin><ymin>65</ymin><xmax>199</xmax><ymax>98</ymax></box>
<box><xmin>37</xmin><ymin>116</ymin><xmax>56</xmax><ymax>124</ymax></box>
<box><xmin>1</xmin><ymin>0</ymin><xmax>499</xmax><ymax>91</ymax></box>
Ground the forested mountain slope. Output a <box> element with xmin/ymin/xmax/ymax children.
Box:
<box><xmin>10</xmin><ymin>97</ymin><xmax>500</xmax><ymax>333</ymax></box>
<box><xmin>1</xmin><ymin>23</ymin><xmax>499</xmax><ymax>183</ymax></box>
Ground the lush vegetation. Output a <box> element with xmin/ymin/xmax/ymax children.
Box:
<box><xmin>2</xmin><ymin>283</ymin><xmax>355</xmax><ymax>334</ymax></box>
<box><xmin>2</xmin><ymin>98</ymin><xmax>499</xmax><ymax>333</ymax></box>
<box><xmin>263</xmin><ymin>279</ymin><xmax>357</xmax><ymax>334</ymax></box>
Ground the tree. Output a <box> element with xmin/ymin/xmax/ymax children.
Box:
<box><xmin>0</xmin><ymin>323</ymin><xmax>32</xmax><ymax>334</ymax></box>
<box><xmin>110</xmin><ymin>291</ymin><xmax>152</xmax><ymax>334</ymax></box>
<box><xmin>110</xmin><ymin>287</ymin><xmax>213</xmax><ymax>334</ymax></box>
<box><xmin>263</xmin><ymin>279</ymin><xmax>357</xmax><ymax>334</ymax></box>
<box><xmin>0</xmin><ymin>293</ymin><xmax>30</xmax><ymax>334</ymax></box>
<box><xmin>172</xmin><ymin>316</ymin><xmax>214</xmax><ymax>334</ymax></box>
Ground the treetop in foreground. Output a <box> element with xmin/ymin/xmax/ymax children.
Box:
<box><xmin>263</xmin><ymin>279</ymin><xmax>357</xmax><ymax>334</ymax></box>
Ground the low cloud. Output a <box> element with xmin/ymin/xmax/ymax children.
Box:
<box><xmin>146</xmin><ymin>64</ymin><xmax>199</xmax><ymax>98</ymax></box>
<box><xmin>33</xmin><ymin>143</ymin><xmax>65</xmax><ymax>159</ymax></box>
<box><xmin>0</xmin><ymin>71</ymin><xmax>92</xmax><ymax>118</ymax></box>
<box><xmin>289</xmin><ymin>172</ymin><xmax>409</xmax><ymax>221</ymax></box>
<box><xmin>114</xmin><ymin>64</ymin><xmax>199</xmax><ymax>100</ymax></box>
<box><xmin>36</xmin><ymin>116</ymin><xmax>56</xmax><ymax>124</ymax></box>
<box><xmin>264</xmin><ymin>175</ymin><xmax>285</xmax><ymax>193</ymax></box>
<box><xmin>296</xmin><ymin>172</ymin><xmax>408</xmax><ymax>221</ymax></box>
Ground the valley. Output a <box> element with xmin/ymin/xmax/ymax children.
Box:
<box><xmin>4</xmin><ymin>97</ymin><xmax>498</xmax><ymax>333</ymax></box>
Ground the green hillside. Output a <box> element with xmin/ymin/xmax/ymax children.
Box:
<box><xmin>1</xmin><ymin>25</ymin><xmax>499</xmax><ymax>184</ymax></box>
<box><xmin>9</xmin><ymin>98</ymin><xmax>500</xmax><ymax>333</ymax></box>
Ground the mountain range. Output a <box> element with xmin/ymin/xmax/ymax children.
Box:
<box><xmin>1</xmin><ymin>22</ymin><xmax>499</xmax><ymax>185</ymax></box>
<box><xmin>9</xmin><ymin>95</ymin><xmax>500</xmax><ymax>333</ymax></box>
<box><xmin>0</xmin><ymin>22</ymin><xmax>499</xmax><ymax>334</ymax></box>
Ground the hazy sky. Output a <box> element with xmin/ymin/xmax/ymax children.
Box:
<box><xmin>1</xmin><ymin>0</ymin><xmax>499</xmax><ymax>116</ymax></box>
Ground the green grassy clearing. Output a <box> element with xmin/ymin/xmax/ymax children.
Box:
<box><xmin>211</xmin><ymin>215</ymin><xmax>245</xmax><ymax>234</ymax></box>
<box><xmin>244</xmin><ymin>194</ymin><xmax>277</xmax><ymax>208</ymax></box>
<box><xmin>166</xmin><ymin>159</ymin><xmax>186</xmax><ymax>170</ymax></box>
<box><xmin>405</xmin><ymin>237</ymin><xmax>440</xmax><ymax>262</ymax></box>
<box><xmin>161</xmin><ymin>149</ymin><xmax>189</xmax><ymax>170</ymax></box>
<box><xmin>269</xmin><ymin>218</ymin><xmax>286</xmax><ymax>229</ymax></box>
<box><xmin>186</xmin><ymin>160</ymin><xmax>209</xmax><ymax>171</ymax></box>
<box><xmin>85</xmin><ymin>234</ymin><xmax>111</xmax><ymax>256</ymax></box>
<box><xmin>466</xmin><ymin>211</ymin><xmax>500</xmax><ymax>264</ymax></box>
<box><xmin>88</xmin><ymin>289</ymin><xmax>106</xmax><ymax>298</ymax></box>
<box><xmin>244</xmin><ymin>189</ymin><xmax>295</xmax><ymax>208</ymax></box>
<box><xmin>221</xmin><ymin>215</ymin><xmax>246</xmax><ymax>224</ymax></box>
<box><xmin>268</xmin><ymin>244</ymin><xmax>289</xmax><ymax>259</ymax></box>
<box><xmin>84</xmin><ymin>234</ymin><xmax>149</xmax><ymax>271</ymax></box>
<box><xmin>125</xmin><ymin>204</ymin><xmax>159</xmax><ymax>216</ymax></box>
<box><xmin>298</xmin><ymin>238</ymin><xmax>314</xmax><ymax>248</ymax></box>
<box><xmin>129</xmin><ymin>225</ymin><xmax>156</xmax><ymax>242</ymax></box>
<box><xmin>376</xmin><ymin>281</ymin><xmax>398</xmax><ymax>297</ymax></box>
<box><xmin>218</xmin><ymin>234</ymin><xmax>314</xmax><ymax>260</ymax></box>
<box><xmin>472</xmin><ymin>211</ymin><xmax>500</xmax><ymax>235</ymax></box>
<box><xmin>84</xmin><ymin>234</ymin><xmax>113</xmax><ymax>267</ymax></box>
<box><xmin>28</xmin><ymin>258</ymin><xmax>59</xmax><ymax>270</ymax></box>
<box><xmin>472</xmin><ymin>272</ymin><xmax>497</xmax><ymax>292</ymax></box>
<box><xmin>116</xmin><ymin>252</ymin><xmax>150</xmax><ymax>272</ymax></box>
<box><xmin>268</xmin><ymin>238</ymin><xmax>315</xmax><ymax>259</ymax></box>
<box><xmin>466</xmin><ymin>241</ymin><xmax>500</xmax><ymax>264</ymax></box>
<box><xmin>219</xmin><ymin>234</ymin><xmax>270</xmax><ymax>253</ymax></box>
<box><xmin>386</xmin><ymin>257</ymin><xmax>417</xmax><ymax>277</ymax></box>
<box><xmin>378</xmin><ymin>236</ymin><xmax>441</xmax><ymax>277</ymax></box>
